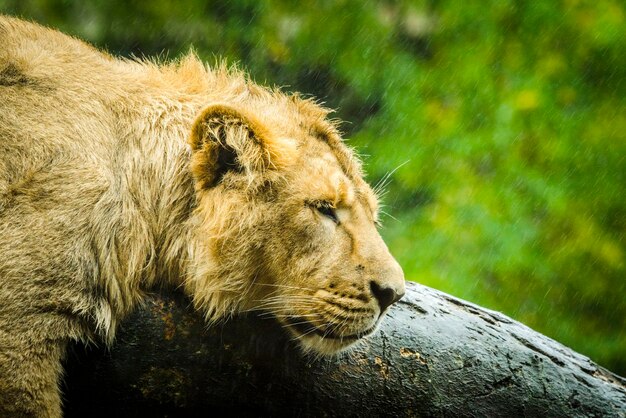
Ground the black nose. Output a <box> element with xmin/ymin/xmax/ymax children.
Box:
<box><xmin>370</xmin><ymin>281</ymin><xmax>404</xmax><ymax>313</ymax></box>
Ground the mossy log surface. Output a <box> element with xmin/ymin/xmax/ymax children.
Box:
<box><xmin>62</xmin><ymin>281</ymin><xmax>626</xmax><ymax>417</ymax></box>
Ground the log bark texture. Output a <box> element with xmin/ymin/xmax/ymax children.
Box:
<box><xmin>62</xmin><ymin>281</ymin><xmax>626</xmax><ymax>417</ymax></box>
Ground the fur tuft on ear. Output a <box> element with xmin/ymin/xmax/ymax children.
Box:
<box><xmin>189</xmin><ymin>104</ymin><xmax>297</xmax><ymax>190</ymax></box>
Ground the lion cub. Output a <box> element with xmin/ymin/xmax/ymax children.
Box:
<box><xmin>0</xmin><ymin>16</ymin><xmax>405</xmax><ymax>417</ymax></box>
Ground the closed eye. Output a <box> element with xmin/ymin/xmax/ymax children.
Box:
<box><xmin>314</xmin><ymin>201</ymin><xmax>339</xmax><ymax>224</ymax></box>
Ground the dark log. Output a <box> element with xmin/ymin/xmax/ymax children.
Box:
<box><xmin>62</xmin><ymin>281</ymin><xmax>626</xmax><ymax>417</ymax></box>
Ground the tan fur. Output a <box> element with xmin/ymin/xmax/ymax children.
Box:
<box><xmin>0</xmin><ymin>16</ymin><xmax>405</xmax><ymax>417</ymax></box>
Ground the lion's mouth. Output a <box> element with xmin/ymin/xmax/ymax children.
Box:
<box><xmin>285</xmin><ymin>316</ymin><xmax>376</xmax><ymax>341</ymax></box>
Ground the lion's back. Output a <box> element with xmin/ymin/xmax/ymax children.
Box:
<box><xmin>0</xmin><ymin>17</ymin><xmax>118</xmax><ymax>285</ymax></box>
<box><xmin>0</xmin><ymin>15</ymin><xmax>117</xmax><ymax>88</ymax></box>
<box><xmin>0</xmin><ymin>16</ymin><xmax>123</xmax><ymax>196</ymax></box>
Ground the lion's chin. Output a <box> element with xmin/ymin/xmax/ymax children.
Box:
<box><xmin>295</xmin><ymin>333</ymin><xmax>362</xmax><ymax>356</ymax></box>
<box><xmin>282</xmin><ymin>316</ymin><xmax>378</xmax><ymax>356</ymax></box>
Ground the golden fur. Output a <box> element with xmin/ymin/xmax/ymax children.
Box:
<box><xmin>0</xmin><ymin>16</ymin><xmax>405</xmax><ymax>417</ymax></box>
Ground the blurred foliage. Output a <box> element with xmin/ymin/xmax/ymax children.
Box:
<box><xmin>2</xmin><ymin>0</ymin><xmax>624</xmax><ymax>375</ymax></box>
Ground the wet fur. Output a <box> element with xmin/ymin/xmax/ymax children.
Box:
<box><xmin>0</xmin><ymin>16</ymin><xmax>404</xmax><ymax>417</ymax></box>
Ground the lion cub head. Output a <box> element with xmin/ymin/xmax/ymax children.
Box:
<box><xmin>185</xmin><ymin>95</ymin><xmax>404</xmax><ymax>355</ymax></box>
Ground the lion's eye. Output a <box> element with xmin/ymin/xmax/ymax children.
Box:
<box><xmin>315</xmin><ymin>202</ymin><xmax>339</xmax><ymax>224</ymax></box>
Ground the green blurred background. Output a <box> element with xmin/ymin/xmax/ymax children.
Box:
<box><xmin>2</xmin><ymin>0</ymin><xmax>624</xmax><ymax>375</ymax></box>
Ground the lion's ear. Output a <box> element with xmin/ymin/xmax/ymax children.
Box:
<box><xmin>189</xmin><ymin>104</ymin><xmax>296</xmax><ymax>190</ymax></box>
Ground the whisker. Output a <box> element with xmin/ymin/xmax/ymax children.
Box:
<box><xmin>291</xmin><ymin>326</ymin><xmax>321</xmax><ymax>341</ymax></box>
<box><xmin>254</xmin><ymin>293</ymin><xmax>318</xmax><ymax>301</ymax></box>
<box><xmin>242</xmin><ymin>301</ymin><xmax>319</xmax><ymax>315</ymax></box>
<box><xmin>250</xmin><ymin>300</ymin><xmax>318</xmax><ymax>307</ymax></box>
<box><xmin>271</xmin><ymin>313</ymin><xmax>321</xmax><ymax>319</ymax></box>
<box><xmin>282</xmin><ymin>319</ymin><xmax>316</xmax><ymax>328</ymax></box>
<box><xmin>252</xmin><ymin>283</ymin><xmax>318</xmax><ymax>291</ymax></box>
<box><xmin>373</xmin><ymin>160</ymin><xmax>409</xmax><ymax>196</ymax></box>
<box><xmin>380</xmin><ymin>210</ymin><xmax>399</xmax><ymax>222</ymax></box>
<box><xmin>253</xmin><ymin>298</ymin><xmax>318</xmax><ymax>305</ymax></box>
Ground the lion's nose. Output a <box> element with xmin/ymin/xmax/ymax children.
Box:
<box><xmin>370</xmin><ymin>281</ymin><xmax>404</xmax><ymax>313</ymax></box>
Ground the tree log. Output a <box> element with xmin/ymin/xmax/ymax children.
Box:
<box><xmin>62</xmin><ymin>281</ymin><xmax>626</xmax><ymax>417</ymax></box>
